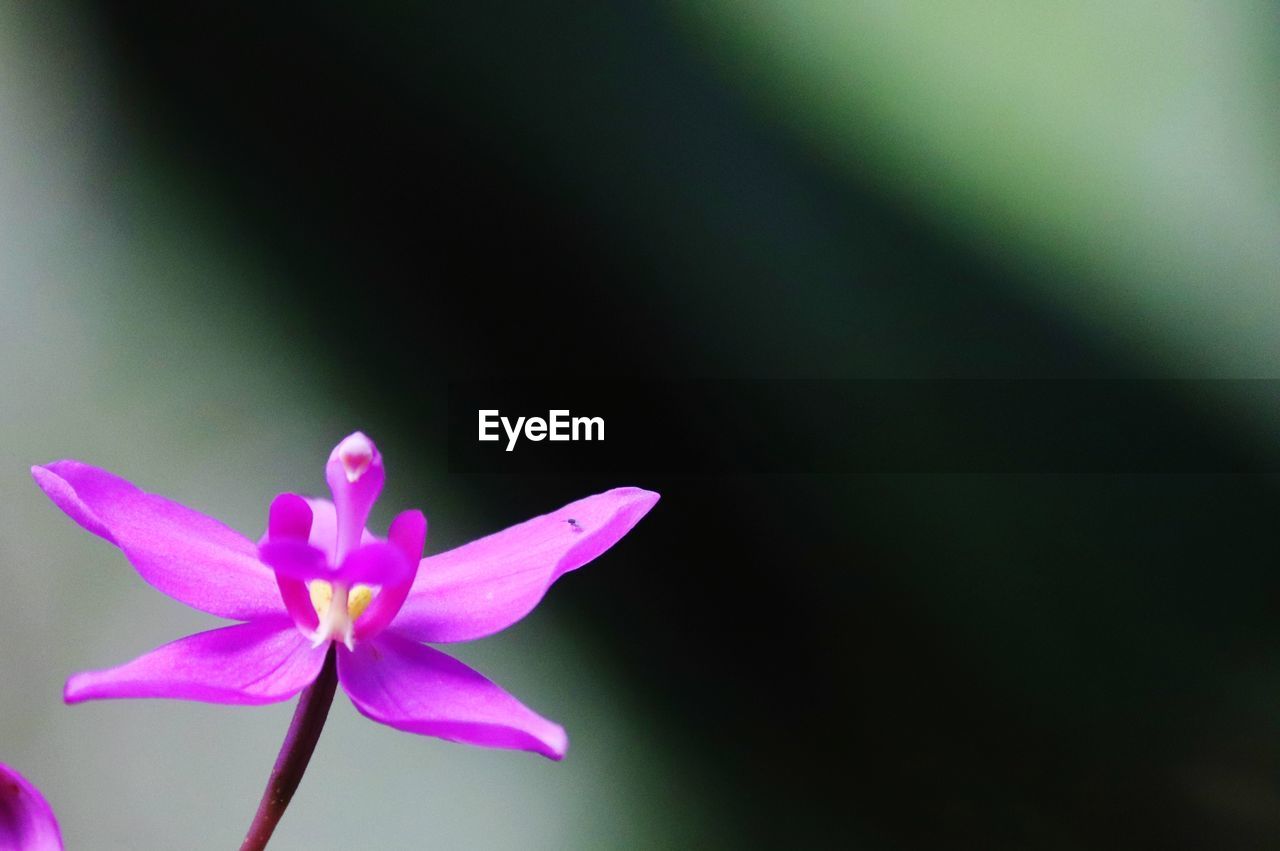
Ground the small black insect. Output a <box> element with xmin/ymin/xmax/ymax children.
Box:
<box><xmin>566</xmin><ymin>518</ymin><xmax>582</xmax><ymax>532</ymax></box>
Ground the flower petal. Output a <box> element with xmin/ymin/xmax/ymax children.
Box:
<box><xmin>0</xmin><ymin>764</ymin><xmax>62</xmax><ymax>851</ymax></box>
<box><xmin>64</xmin><ymin>619</ymin><xmax>325</xmax><ymax>706</ymax></box>
<box><xmin>352</xmin><ymin>509</ymin><xmax>426</xmax><ymax>641</ymax></box>
<box><xmin>338</xmin><ymin>542</ymin><xmax>412</xmax><ymax>586</ymax></box>
<box><xmin>267</xmin><ymin>494</ymin><xmax>320</xmax><ymax>632</ymax></box>
<box><xmin>391</xmin><ymin>488</ymin><xmax>659</xmax><ymax>643</ymax></box>
<box><xmin>338</xmin><ymin>632</ymin><xmax>567</xmax><ymax>759</ymax></box>
<box><xmin>32</xmin><ymin>461</ymin><xmax>282</xmax><ymax>621</ymax></box>
<box><xmin>258</xmin><ymin>540</ymin><xmax>330</xmax><ymax>581</ymax></box>
<box><xmin>268</xmin><ymin>492</ymin><xmax>313</xmax><ymax>541</ymax></box>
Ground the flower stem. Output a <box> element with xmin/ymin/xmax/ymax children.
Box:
<box><xmin>240</xmin><ymin>644</ymin><xmax>338</xmax><ymax>851</ymax></box>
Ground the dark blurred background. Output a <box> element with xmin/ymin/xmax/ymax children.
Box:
<box><xmin>5</xmin><ymin>2</ymin><xmax>1280</xmax><ymax>849</ymax></box>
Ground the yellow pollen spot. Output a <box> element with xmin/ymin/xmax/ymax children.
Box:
<box><xmin>309</xmin><ymin>579</ymin><xmax>374</xmax><ymax>621</ymax></box>
<box><xmin>309</xmin><ymin>580</ymin><xmax>334</xmax><ymax>617</ymax></box>
<box><xmin>348</xmin><ymin>585</ymin><xmax>374</xmax><ymax>620</ymax></box>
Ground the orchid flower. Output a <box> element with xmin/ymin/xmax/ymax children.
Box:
<box><xmin>32</xmin><ymin>432</ymin><xmax>658</xmax><ymax>764</ymax></box>
<box><xmin>0</xmin><ymin>763</ymin><xmax>62</xmax><ymax>851</ymax></box>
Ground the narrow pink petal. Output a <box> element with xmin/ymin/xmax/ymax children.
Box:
<box><xmin>268</xmin><ymin>493</ymin><xmax>313</xmax><ymax>541</ymax></box>
<box><xmin>32</xmin><ymin>462</ymin><xmax>283</xmax><ymax>621</ymax></box>
<box><xmin>268</xmin><ymin>493</ymin><xmax>320</xmax><ymax>632</ymax></box>
<box><xmin>353</xmin><ymin>509</ymin><xmax>426</xmax><ymax>641</ymax></box>
<box><xmin>260</xmin><ymin>496</ymin><xmax>386</xmax><ymax>634</ymax></box>
<box><xmin>385</xmin><ymin>509</ymin><xmax>428</xmax><ymax>564</ymax></box>
<box><xmin>64</xmin><ymin>619</ymin><xmax>324</xmax><ymax>706</ymax></box>
<box><xmin>338</xmin><ymin>632</ymin><xmax>567</xmax><ymax>760</ymax></box>
<box><xmin>276</xmin><ymin>577</ymin><xmax>318</xmax><ymax>633</ymax></box>
<box><xmin>338</xmin><ymin>542</ymin><xmax>412</xmax><ymax>586</ymax></box>
<box><xmin>392</xmin><ymin>488</ymin><xmax>659</xmax><ymax>643</ymax></box>
<box><xmin>258</xmin><ymin>540</ymin><xmax>329</xmax><ymax>581</ymax></box>
<box><xmin>0</xmin><ymin>764</ymin><xmax>62</xmax><ymax>851</ymax></box>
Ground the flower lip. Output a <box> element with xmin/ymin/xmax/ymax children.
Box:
<box><xmin>333</xmin><ymin>432</ymin><xmax>375</xmax><ymax>483</ymax></box>
<box><xmin>325</xmin><ymin>432</ymin><xmax>385</xmax><ymax>561</ymax></box>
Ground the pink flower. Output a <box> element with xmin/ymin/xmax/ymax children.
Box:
<box><xmin>0</xmin><ymin>763</ymin><xmax>62</xmax><ymax>850</ymax></box>
<box><xmin>33</xmin><ymin>432</ymin><xmax>658</xmax><ymax>760</ymax></box>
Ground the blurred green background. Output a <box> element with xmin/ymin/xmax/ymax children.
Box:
<box><xmin>2</xmin><ymin>2</ymin><xmax>1280</xmax><ymax>848</ymax></box>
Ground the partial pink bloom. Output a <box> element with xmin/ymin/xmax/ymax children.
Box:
<box><xmin>33</xmin><ymin>431</ymin><xmax>658</xmax><ymax>759</ymax></box>
<box><xmin>0</xmin><ymin>764</ymin><xmax>62</xmax><ymax>851</ymax></box>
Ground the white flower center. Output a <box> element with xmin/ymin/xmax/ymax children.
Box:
<box><xmin>308</xmin><ymin>580</ymin><xmax>374</xmax><ymax>649</ymax></box>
